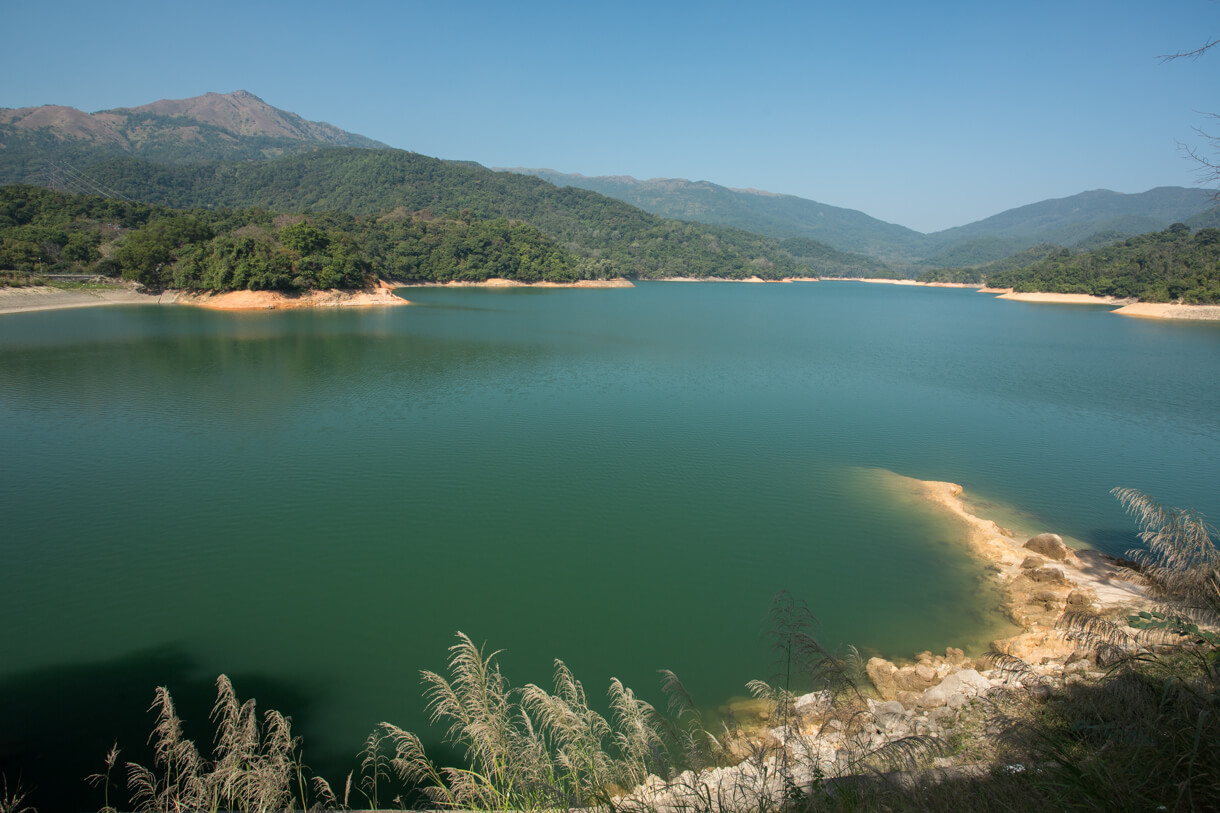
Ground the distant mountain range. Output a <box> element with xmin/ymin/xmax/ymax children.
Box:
<box><xmin>2</xmin><ymin>90</ymin><xmax>1215</xmax><ymax>277</ymax></box>
<box><xmin>505</xmin><ymin>169</ymin><xmax>1217</xmax><ymax>269</ymax></box>
<box><xmin>0</xmin><ymin>91</ymin><xmax>894</xmax><ymax>279</ymax></box>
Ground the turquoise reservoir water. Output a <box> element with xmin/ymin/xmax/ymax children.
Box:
<box><xmin>2</xmin><ymin>281</ymin><xmax>1218</xmax><ymax>803</ymax></box>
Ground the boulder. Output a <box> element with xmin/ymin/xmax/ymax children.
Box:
<box><xmin>1027</xmin><ymin>566</ymin><xmax>1068</xmax><ymax>585</ymax></box>
<box><xmin>917</xmin><ymin>668</ymin><xmax>991</xmax><ymax>709</ymax></box>
<box><xmin>1024</xmin><ymin>533</ymin><xmax>1069</xmax><ymax>561</ymax></box>
<box><xmin>928</xmin><ymin>706</ymin><xmax>957</xmax><ymax>729</ymax></box>
<box><xmin>873</xmin><ymin>700</ymin><xmax>907</xmax><ymax>719</ymax></box>
<box><xmin>866</xmin><ymin>657</ymin><xmax>899</xmax><ymax>700</ymax></box>
<box><xmin>893</xmin><ymin>665</ymin><xmax>938</xmax><ymax>693</ymax></box>
<box><xmin>794</xmin><ymin>690</ymin><xmax>831</xmax><ymax>717</ymax></box>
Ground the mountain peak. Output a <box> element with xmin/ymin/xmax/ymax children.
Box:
<box><xmin>1</xmin><ymin>91</ymin><xmax>386</xmax><ymax>163</ymax></box>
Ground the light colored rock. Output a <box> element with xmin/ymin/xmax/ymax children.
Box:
<box><xmin>918</xmin><ymin>687</ymin><xmax>948</xmax><ymax>709</ymax></box>
<box><xmin>794</xmin><ymin>690</ymin><xmax>830</xmax><ymax>717</ymax></box>
<box><xmin>1027</xmin><ymin>566</ymin><xmax>1068</xmax><ymax>585</ymax></box>
<box><xmin>867</xmin><ymin>657</ymin><xmax>899</xmax><ymax>700</ymax></box>
<box><xmin>1025</xmin><ymin>533</ymin><xmax>1069</xmax><ymax>561</ymax></box>
<box><xmin>918</xmin><ymin>668</ymin><xmax>991</xmax><ymax>709</ymax></box>
<box><xmin>873</xmin><ymin>700</ymin><xmax>907</xmax><ymax>719</ymax></box>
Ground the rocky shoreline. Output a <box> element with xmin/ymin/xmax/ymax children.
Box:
<box><xmin>623</xmin><ymin>475</ymin><xmax>1153</xmax><ymax>811</ymax></box>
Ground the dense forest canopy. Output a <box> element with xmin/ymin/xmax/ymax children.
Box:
<box><xmin>915</xmin><ymin>224</ymin><xmax>1220</xmax><ymax>303</ymax></box>
<box><xmin>72</xmin><ymin>148</ymin><xmax>891</xmax><ymax>279</ymax></box>
<box><xmin>509</xmin><ymin>169</ymin><xmax>1218</xmax><ymax>269</ymax></box>
<box><xmin>0</xmin><ymin>185</ymin><xmax>588</xmax><ymax>290</ymax></box>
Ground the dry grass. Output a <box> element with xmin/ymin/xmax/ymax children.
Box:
<box><xmin>122</xmin><ymin>675</ymin><xmax>324</xmax><ymax>813</ymax></box>
<box><xmin>0</xmin><ymin>777</ymin><xmax>36</xmax><ymax>813</ymax></box>
<box><xmin>376</xmin><ymin>631</ymin><xmax>678</xmax><ymax>811</ymax></box>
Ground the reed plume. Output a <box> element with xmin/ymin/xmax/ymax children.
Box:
<box><xmin>1112</xmin><ymin>487</ymin><xmax>1220</xmax><ymax>623</ymax></box>
<box><xmin>122</xmin><ymin>675</ymin><xmax>316</xmax><ymax>813</ymax></box>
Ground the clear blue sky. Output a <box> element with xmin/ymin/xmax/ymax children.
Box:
<box><xmin>2</xmin><ymin>0</ymin><xmax>1217</xmax><ymax>232</ymax></box>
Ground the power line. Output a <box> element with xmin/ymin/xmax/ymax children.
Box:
<box><xmin>46</xmin><ymin>161</ymin><xmax>134</xmax><ymax>202</ymax></box>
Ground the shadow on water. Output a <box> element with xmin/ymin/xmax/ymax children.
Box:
<box><xmin>0</xmin><ymin>644</ymin><xmax>315</xmax><ymax>812</ymax></box>
<box><xmin>1082</xmin><ymin>527</ymin><xmax>1141</xmax><ymax>558</ymax></box>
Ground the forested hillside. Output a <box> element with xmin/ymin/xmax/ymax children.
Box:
<box><xmin>988</xmin><ymin>224</ymin><xmax>1220</xmax><ymax>302</ymax></box>
<box><xmin>914</xmin><ymin>245</ymin><xmax>1065</xmax><ymax>285</ymax></box>
<box><xmin>916</xmin><ymin>224</ymin><xmax>1220</xmax><ymax>303</ymax></box>
<box><xmin>0</xmin><ymin>186</ymin><xmax>586</xmax><ymax>290</ymax></box>
<box><xmin>75</xmin><ymin>148</ymin><xmax>885</xmax><ymax>279</ymax></box>
<box><xmin>506</xmin><ymin>168</ymin><xmax>929</xmax><ymax>263</ymax></box>
<box><xmin>508</xmin><ymin>168</ymin><xmax>1217</xmax><ymax>270</ymax></box>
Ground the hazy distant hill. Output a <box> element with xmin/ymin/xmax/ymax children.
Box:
<box><xmin>506</xmin><ymin>168</ymin><xmax>1216</xmax><ymax>270</ymax></box>
<box><xmin>0</xmin><ymin>90</ymin><xmax>386</xmax><ymax>183</ymax></box>
<box><xmin>78</xmin><ymin>149</ymin><xmax>892</xmax><ymax>279</ymax></box>
<box><xmin>916</xmin><ymin>187</ymin><xmax>1218</xmax><ymax>267</ymax></box>
<box><xmin>503</xmin><ymin>168</ymin><xmax>928</xmax><ymax>264</ymax></box>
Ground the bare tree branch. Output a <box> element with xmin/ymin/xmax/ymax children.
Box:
<box><xmin>1158</xmin><ymin>37</ymin><xmax>1219</xmax><ymax>62</ymax></box>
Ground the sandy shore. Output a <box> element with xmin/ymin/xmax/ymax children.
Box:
<box><xmin>994</xmin><ymin>291</ymin><xmax>1220</xmax><ymax>320</ymax></box>
<box><xmin>395</xmin><ymin>277</ymin><xmax>635</xmax><ymax>288</ymax></box>
<box><xmin>822</xmin><ymin>277</ymin><xmax>989</xmax><ymax>288</ymax></box>
<box><xmin>822</xmin><ymin>277</ymin><xmax>916</xmax><ymax>286</ymax></box>
<box><xmin>997</xmin><ymin>291</ymin><xmax>1127</xmax><ymax>305</ymax></box>
<box><xmin>177</xmin><ymin>280</ymin><xmax>409</xmax><ymax>310</ymax></box>
<box><xmin>1111</xmin><ymin>302</ymin><xmax>1220</xmax><ymax>321</ymax></box>
<box><xmin>0</xmin><ymin>283</ymin><xmax>174</xmax><ymax>315</ymax></box>
<box><xmin>0</xmin><ymin>280</ymin><xmax>410</xmax><ymax>315</ymax></box>
<box><xmin>653</xmin><ymin>276</ymin><xmax>811</xmax><ymax>283</ymax></box>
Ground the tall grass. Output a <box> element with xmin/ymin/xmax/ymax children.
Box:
<box><xmin>121</xmin><ymin>675</ymin><xmax>328</xmax><ymax>813</ymax></box>
<box><xmin>377</xmin><ymin>631</ymin><xmax>680</xmax><ymax>811</ymax></box>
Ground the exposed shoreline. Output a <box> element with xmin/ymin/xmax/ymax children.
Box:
<box><xmin>0</xmin><ymin>283</ymin><xmax>175</xmax><ymax>315</ymax></box>
<box><xmin>1111</xmin><ymin>301</ymin><xmax>1220</xmax><ymax>320</ymax></box>
<box><xmin>0</xmin><ymin>280</ymin><xmax>413</xmax><ymax>315</ymax></box>
<box><xmin>635</xmin><ymin>472</ymin><xmax>1159</xmax><ymax>809</ymax></box>
<box><xmin>6</xmin><ymin>277</ymin><xmax>1219</xmax><ymax>321</ymax></box>
<box><xmin>175</xmin><ymin>279</ymin><xmax>410</xmax><ymax>310</ymax></box>
<box><xmin>653</xmin><ymin>276</ymin><xmax>819</xmax><ymax>283</ymax></box>
<box><xmin>997</xmin><ymin>290</ymin><xmax>1125</xmax><ymax>305</ymax></box>
<box><xmin>393</xmin><ymin>277</ymin><xmax>635</xmax><ymax>288</ymax></box>
<box><xmin>829</xmin><ymin>278</ymin><xmax>1220</xmax><ymax>320</ymax></box>
<box><xmin>905</xmin><ymin>472</ymin><xmax>1147</xmax><ymax>662</ymax></box>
